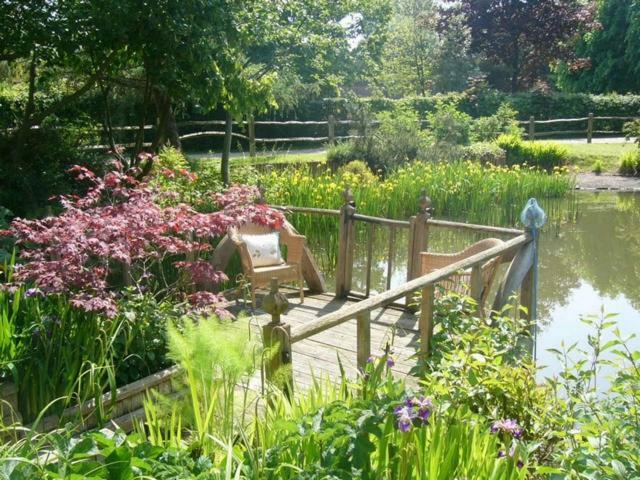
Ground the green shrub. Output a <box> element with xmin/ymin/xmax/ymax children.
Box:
<box><xmin>462</xmin><ymin>142</ymin><xmax>507</xmax><ymax>165</ymax></box>
<box><xmin>619</xmin><ymin>151</ymin><xmax>640</xmax><ymax>176</ymax></box>
<box><xmin>326</xmin><ymin>140</ymin><xmax>365</xmax><ymax>168</ymax></box>
<box><xmin>0</xmin><ymin>206</ymin><xmax>11</xmax><ymax>263</ymax></box>
<box><xmin>323</xmin><ymin>91</ymin><xmax>640</xmax><ymax>124</ymax></box>
<box><xmin>371</xmin><ymin>107</ymin><xmax>429</xmax><ymax>171</ymax></box>
<box><xmin>592</xmin><ymin>159</ymin><xmax>604</xmax><ymax>175</ymax></box>
<box><xmin>426</xmin><ymin>103</ymin><xmax>473</xmax><ymax>146</ymax></box>
<box><xmin>336</xmin><ymin>160</ymin><xmax>377</xmax><ymax>183</ymax></box>
<box><xmin>328</xmin><ymin>107</ymin><xmax>429</xmax><ymax>173</ymax></box>
<box><xmin>471</xmin><ymin>103</ymin><xmax>522</xmax><ymax>142</ymax></box>
<box><xmin>0</xmin><ymin>124</ymin><xmax>100</xmax><ymax>217</ymax></box>
<box><xmin>496</xmin><ymin>135</ymin><xmax>569</xmax><ymax>169</ymax></box>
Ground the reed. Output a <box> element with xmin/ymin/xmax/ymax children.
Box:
<box><xmin>261</xmin><ymin>160</ymin><xmax>575</xmax><ymax>227</ymax></box>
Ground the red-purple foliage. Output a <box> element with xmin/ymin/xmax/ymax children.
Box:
<box><xmin>1</xmin><ymin>165</ymin><xmax>284</xmax><ymax>317</ymax></box>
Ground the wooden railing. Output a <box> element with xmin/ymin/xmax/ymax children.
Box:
<box><xmin>520</xmin><ymin>114</ymin><xmax>639</xmax><ymax>142</ymax></box>
<box><xmin>263</xmin><ymin>193</ymin><xmax>536</xmax><ymax>393</ymax></box>
<box><xmin>7</xmin><ymin>114</ymin><xmax>637</xmax><ymax>153</ymax></box>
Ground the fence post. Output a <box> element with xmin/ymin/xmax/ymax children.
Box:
<box><xmin>528</xmin><ymin>116</ymin><xmax>535</xmax><ymax>140</ymax></box>
<box><xmin>248</xmin><ymin>114</ymin><xmax>256</xmax><ymax>157</ymax></box>
<box><xmin>262</xmin><ymin>278</ymin><xmax>293</xmax><ymax>396</ymax></box>
<box><xmin>357</xmin><ymin>311</ymin><xmax>371</xmax><ymax>371</ymax></box>
<box><xmin>406</xmin><ymin>190</ymin><xmax>432</xmax><ymax>308</ymax></box>
<box><xmin>335</xmin><ymin>188</ymin><xmax>356</xmax><ymax>298</ymax></box>
<box><xmin>587</xmin><ymin>112</ymin><xmax>594</xmax><ymax>144</ymax></box>
<box><xmin>328</xmin><ymin>114</ymin><xmax>336</xmax><ymax>145</ymax></box>
<box><xmin>419</xmin><ymin>284</ymin><xmax>435</xmax><ymax>357</ymax></box>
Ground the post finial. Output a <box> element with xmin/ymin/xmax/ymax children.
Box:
<box><xmin>520</xmin><ymin>198</ymin><xmax>546</xmax><ymax>230</ymax></box>
<box><xmin>261</xmin><ymin>278</ymin><xmax>290</xmax><ymax>324</ymax></box>
<box><xmin>342</xmin><ymin>187</ymin><xmax>354</xmax><ymax>206</ymax></box>
<box><xmin>419</xmin><ymin>189</ymin><xmax>432</xmax><ymax>215</ymax></box>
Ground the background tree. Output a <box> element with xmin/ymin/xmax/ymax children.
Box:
<box><xmin>555</xmin><ymin>0</ymin><xmax>640</xmax><ymax>94</ymax></box>
<box><xmin>378</xmin><ymin>0</ymin><xmax>476</xmax><ymax>97</ymax></box>
<box><xmin>440</xmin><ymin>0</ymin><xmax>593</xmax><ymax>92</ymax></box>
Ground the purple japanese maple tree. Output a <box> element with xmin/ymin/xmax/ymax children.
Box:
<box><xmin>1</xmin><ymin>163</ymin><xmax>284</xmax><ymax>317</ymax></box>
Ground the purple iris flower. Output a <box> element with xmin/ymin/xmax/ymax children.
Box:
<box><xmin>367</xmin><ymin>355</ymin><xmax>376</xmax><ymax>364</ymax></box>
<box><xmin>411</xmin><ymin>397</ymin><xmax>432</xmax><ymax>424</ymax></box>
<box><xmin>517</xmin><ymin>460</ymin><xmax>524</xmax><ymax>469</ymax></box>
<box><xmin>491</xmin><ymin>419</ymin><xmax>523</xmax><ymax>439</ymax></box>
<box><xmin>25</xmin><ymin>288</ymin><xmax>43</xmax><ymax>298</ymax></box>
<box><xmin>394</xmin><ymin>396</ymin><xmax>434</xmax><ymax>432</ymax></box>
<box><xmin>386</xmin><ymin>355</ymin><xmax>395</xmax><ymax>368</ymax></box>
<box><xmin>394</xmin><ymin>405</ymin><xmax>415</xmax><ymax>433</ymax></box>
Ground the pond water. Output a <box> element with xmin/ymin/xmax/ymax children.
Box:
<box><xmin>300</xmin><ymin>191</ymin><xmax>640</xmax><ymax>381</ymax></box>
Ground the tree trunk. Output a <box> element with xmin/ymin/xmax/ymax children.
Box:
<box><xmin>221</xmin><ymin>110</ymin><xmax>233</xmax><ymax>186</ymax></box>
<box><xmin>10</xmin><ymin>50</ymin><xmax>38</xmax><ymax>208</ymax></box>
<box><xmin>151</xmin><ymin>89</ymin><xmax>181</xmax><ymax>152</ymax></box>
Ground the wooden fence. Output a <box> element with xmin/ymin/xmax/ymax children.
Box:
<box><xmin>6</xmin><ymin>113</ymin><xmax>638</xmax><ymax>153</ymax></box>
<box><xmin>95</xmin><ymin>114</ymin><xmax>638</xmax><ymax>151</ymax></box>
<box><xmin>521</xmin><ymin>114</ymin><xmax>639</xmax><ymax>143</ymax></box>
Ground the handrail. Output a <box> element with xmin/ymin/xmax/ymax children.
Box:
<box><xmin>271</xmin><ymin>205</ymin><xmax>524</xmax><ymax>235</ymax></box>
<box><xmin>271</xmin><ymin>205</ymin><xmax>341</xmax><ymax>216</ymax></box>
<box><xmin>427</xmin><ymin>219</ymin><xmax>523</xmax><ymax>236</ymax></box>
<box><xmin>290</xmin><ymin>233</ymin><xmax>529</xmax><ymax>343</ymax></box>
<box><xmin>352</xmin><ymin>213</ymin><xmax>410</xmax><ymax>228</ymax></box>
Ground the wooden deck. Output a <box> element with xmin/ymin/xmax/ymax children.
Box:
<box><xmin>231</xmin><ymin>288</ymin><xmax>422</xmax><ymax>390</ymax></box>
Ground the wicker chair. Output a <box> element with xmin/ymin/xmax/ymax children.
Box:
<box><xmin>229</xmin><ymin>223</ymin><xmax>306</xmax><ymax>307</ymax></box>
<box><xmin>420</xmin><ymin>238</ymin><xmax>504</xmax><ymax>312</ymax></box>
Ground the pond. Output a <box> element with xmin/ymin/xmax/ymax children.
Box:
<box><xmin>298</xmin><ymin>191</ymin><xmax>640</xmax><ymax>380</ymax></box>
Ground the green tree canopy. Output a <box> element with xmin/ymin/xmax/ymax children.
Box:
<box><xmin>555</xmin><ymin>0</ymin><xmax>640</xmax><ymax>94</ymax></box>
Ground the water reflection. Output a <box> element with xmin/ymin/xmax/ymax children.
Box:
<box><xmin>537</xmin><ymin>192</ymin><xmax>640</xmax><ymax>379</ymax></box>
<box><xmin>299</xmin><ymin>192</ymin><xmax>640</xmax><ymax>376</ymax></box>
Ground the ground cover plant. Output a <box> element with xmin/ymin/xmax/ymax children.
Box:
<box><xmin>496</xmin><ymin>135</ymin><xmax>569</xmax><ymax>170</ymax></box>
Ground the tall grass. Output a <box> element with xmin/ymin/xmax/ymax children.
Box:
<box><xmin>1</xmin><ymin>261</ymin><xmax>120</xmax><ymax>424</ymax></box>
<box><xmin>261</xmin><ymin>160</ymin><xmax>575</xmax><ymax>227</ymax></box>
<box><xmin>259</xmin><ymin>160</ymin><xmax>575</xmax><ymax>276</ymax></box>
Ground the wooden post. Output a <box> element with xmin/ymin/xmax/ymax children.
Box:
<box><xmin>328</xmin><ymin>114</ymin><xmax>336</xmax><ymax>145</ymax></box>
<box><xmin>386</xmin><ymin>226</ymin><xmax>396</xmax><ymax>290</ymax></box>
<box><xmin>365</xmin><ymin>223</ymin><xmax>374</xmax><ymax>297</ymax></box>
<box><xmin>470</xmin><ymin>264</ymin><xmax>483</xmax><ymax>314</ymax></box>
<box><xmin>587</xmin><ymin>112</ymin><xmax>594</xmax><ymax>144</ymax></box>
<box><xmin>335</xmin><ymin>188</ymin><xmax>356</xmax><ymax>298</ymax></box>
<box><xmin>262</xmin><ymin>278</ymin><xmax>293</xmax><ymax>395</ymax></box>
<box><xmin>528</xmin><ymin>116</ymin><xmax>535</xmax><ymax>141</ymax></box>
<box><xmin>406</xmin><ymin>190</ymin><xmax>432</xmax><ymax>307</ymax></box>
<box><xmin>419</xmin><ymin>284</ymin><xmax>435</xmax><ymax>357</ymax></box>
<box><xmin>357</xmin><ymin>311</ymin><xmax>371</xmax><ymax>371</ymax></box>
<box><xmin>248</xmin><ymin>114</ymin><xmax>256</xmax><ymax>157</ymax></box>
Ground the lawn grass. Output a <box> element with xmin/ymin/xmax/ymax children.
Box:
<box><xmin>187</xmin><ymin>142</ymin><xmax>638</xmax><ymax>173</ymax></box>
<box><xmin>541</xmin><ymin>141</ymin><xmax>636</xmax><ymax>173</ymax></box>
<box><xmin>187</xmin><ymin>150</ymin><xmax>326</xmax><ymax>166</ymax></box>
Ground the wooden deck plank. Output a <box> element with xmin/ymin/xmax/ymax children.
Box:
<box><xmin>231</xmin><ymin>288</ymin><xmax>423</xmax><ymax>392</ymax></box>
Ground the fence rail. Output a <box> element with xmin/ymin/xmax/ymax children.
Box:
<box><xmin>520</xmin><ymin>114</ymin><xmax>639</xmax><ymax>143</ymax></box>
<box><xmin>5</xmin><ymin>113</ymin><xmax>638</xmax><ymax>153</ymax></box>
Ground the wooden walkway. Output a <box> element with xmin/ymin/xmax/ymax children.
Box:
<box><xmin>231</xmin><ymin>289</ymin><xmax>422</xmax><ymax>390</ymax></box>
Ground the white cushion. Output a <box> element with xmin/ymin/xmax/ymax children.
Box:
<box><xmin>240</xmin><ymin>232</ymin><xmax>284</xmax><ymax>267</ymax></box>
